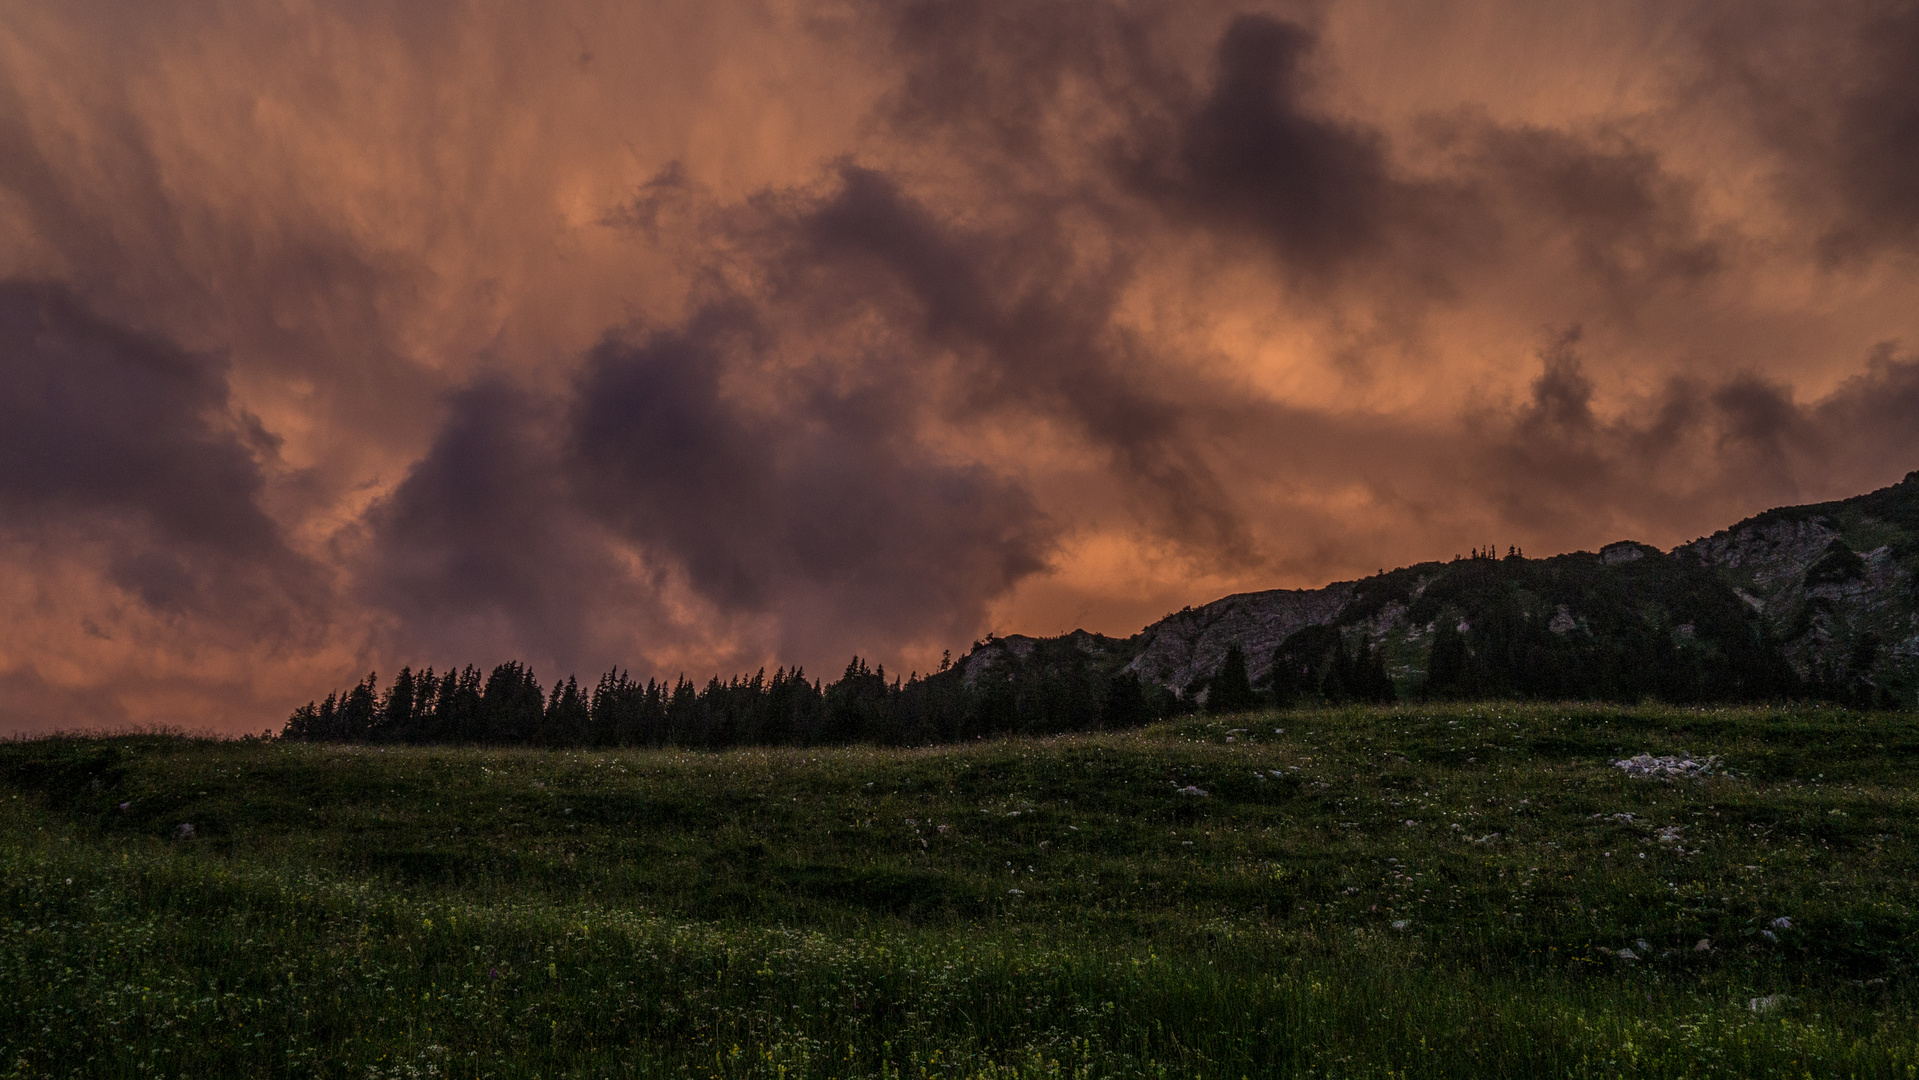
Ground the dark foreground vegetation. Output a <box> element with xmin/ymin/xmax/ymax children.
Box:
<box><xmin>6</xmin><ymin>703</ymin><xmax>1919</xmax><ymax>1077</ymax></box>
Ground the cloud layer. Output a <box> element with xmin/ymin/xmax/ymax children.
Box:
<box><xmin>2</xmin><ymin>0</ymin><xmax>1916</xmax><ymax>731</ymax></box>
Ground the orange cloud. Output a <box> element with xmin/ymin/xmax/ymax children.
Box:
<box><xmin>1</xmin><ymin>0</ymin><xmax>1915</xmax><ymax>732</ymax></box>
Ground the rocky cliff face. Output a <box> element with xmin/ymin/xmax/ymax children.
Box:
<box><xmin>955</xmin><ymin>470</ymin><xmax>1919</xmax><ymax>706</ymax></box>
<box><xmin>1121</xmin><ymin>585</ymin><xmax>1356</xmax><ymax>692</ymax></box>
<box><xmin>1677</xmin><ymin>474</ymin><xmax>1919</xmax><ymax>696</ymax></box>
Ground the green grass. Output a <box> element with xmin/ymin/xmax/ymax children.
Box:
<box><xmin>5</xmin><ymin>703</ymin><xmax>1919</xmax><ymax>1078</ymax></box>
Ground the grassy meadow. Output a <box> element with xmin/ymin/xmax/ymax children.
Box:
<box><xmin>4</xmin><ymin>703</ymin><xmax>1919</xmax><ymax>1078</ymax></box>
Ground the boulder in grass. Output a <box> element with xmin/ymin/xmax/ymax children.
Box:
<box><xmin>1612</xmin><ymin>754</ymin><xmax>1725</xmax><ymax>780</ymax></box>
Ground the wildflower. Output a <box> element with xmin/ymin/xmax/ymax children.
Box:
<box><xmin>1175</xmin><ymin>785</ymin><xmax>1208</xmax><ymax>797</ymax></box>
<box><xmin>1694</xmin><ymin>939</ymin><xmax>1712</xmax><ymax>951</ymax></box>
<box><xmin>174</xmin><ymin>823</ymin><xmax>195</xmax><ymax>840</ymax></box>
<box><xmin>1748</xmin><ymin>994</ymin><xmax>1785</xmax><ymax>1013</ymax></box>
<box><xmin>1770</xmin><ymin>916</ymin><xmax>1792</xmax><ymax>930</ymax></box>
<box><xmin>1390</xmin><ymin>920</ymin><xmax>1409</xmax><ymax>931</ymax></box>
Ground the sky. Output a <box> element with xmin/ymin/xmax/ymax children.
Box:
<box><xmin>2</xmin><ymin>0</ymin><xmax>1917</xmax><ymax>734</ymax></box>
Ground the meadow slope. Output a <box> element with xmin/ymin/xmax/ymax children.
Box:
<box><xmin>4</xmin><ymin>704</ymin><xmax>1919</xmax><ymax>1078</ymax></box>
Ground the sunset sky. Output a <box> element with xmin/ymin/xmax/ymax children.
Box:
<box><xmin>2</xmin><ymin>0</ymin><xmax>1916</xmax><ymax>733</ymax></box>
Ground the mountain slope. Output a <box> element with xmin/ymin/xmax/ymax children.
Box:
<box><xmin>959</xmin><ymin>470</ymin><xmax>1919</xmax><ymax>707</ymax></box>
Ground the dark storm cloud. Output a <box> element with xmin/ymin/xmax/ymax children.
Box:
<box><xmin>1699</xmin><ymin>0</ymin><xmax>1919</xmax><ymax>259</ymax></box>
<box><xmin>1465</xmin><ymin>124</ymin><xmax>1722</xmax><ymax>300</ymax></box>
<box><xmin>1141</xmin><ymin>14</ymin><xmax>1410</xmax><ymax>279</ymax></box>
<box><xmin>879</xmin><ymin>2</ymin><xmax>1717</xmax><ymax>306</ymax></box>
<box><xmin>1471</xmin><ymin>333</ymin><xmax>1919</xmax><ymax>540</ymax></box>
<box><xmin>877</xmin><ymin>3</ymin><xmax>1442</xmax><ymax>287</ymax></box>
<box><xmin>567</xmin><ymin>305</ymin><xmax>1055</xmax><ymax>658</ymax></box>
<box><xmin>878</xmin><ymin>0</ymin><xmax>1184</xmax><ymax>162</ymax></box>
<box><xmin>1824</xmin><ymin>7</ymin><xmax>1919</xmax><ymax>256</ymax></box>
<box><xmin>353</xmin><ymin>376</ymin><xmax>647</xmax><ymax>672</ymax></box>
<box><xmin>784</xmin><ymin>165</ymin><xmax>1250</xmax><ymax>557</ymax></box>
<box><xmin>0</xmin><ymin>281</ymin><xmax>320</xmax><ymax>625</ymax></box>
<box><xmin>360</xmin><ymin>285</ymin><xmax>1057</xmax><ymax>674</ymax></box>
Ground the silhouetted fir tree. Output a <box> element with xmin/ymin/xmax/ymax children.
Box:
<box><xmin>374</xmin><ymin>666</ymin><xmax>416</xmax><ymax>742</ymax></box>
<box><xmin>283</xmin><ymin>700</ymin><xmax>320</xmax><ymax>740</ymax></box>
<box><xmin>666</xmin><ymin>676</ymin><xmax>698</xmax><ymax>744</ymax></box>
<box><xmin>1350</xmin><ymin>641</ymin><xmax>1396</xmax><ymax>703</ymax></box>
<box><xmin>1101</xmin><ymin>671</ymin><xmax>1151</xmax><ymax>729</ymax></box>
<box><xmin>545</xmin><ymin>676</ymin><xmax>589</xmax><ymax>747</ymax></box>
<box><xmin>825</xmin><ymin>657</ymin><xmax>887</xmax><ymax>743</ymax></box>
<box><xmin>338</xmin><ymin>673</ymin><xmax>379</xmax><ymax>741</ymax></box>
<box><xmin>1423</xmin><ymin>623</ymin><xmax>1467</xmax><ymax>699</ymax></box>
<box><xmin>481</xmin><ymin>662</ymin><xmax>545</xmax><ymax>744</ymax></box>
<box><xmin>1269</xmin><ymin>625</ymin><xmax>1342</xmax><ymax>705</ymax></box>
<box><xmin>1320</xmin><ymin>643</ymin><xmax>1354</xmax><ymax>702</ymax></box>
<box><xmin>438</xmin><ymin>666</ymin><xmax>483</xmax><ymax>742</ymax></box>
<box><xmin>409</xmin><ymin>668</ymin><xmax>439</xmax><ymax>741</ymax></box>
<box><xmin>1206</xmin><ymin>644</ymin><xmax>1259</xmax><ymax>713</ymax></box>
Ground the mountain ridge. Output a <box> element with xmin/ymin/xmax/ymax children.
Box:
<box><xmin>956</xmin><ymin>470</ymin><xmax>1919</xmax><ymax>707</ymax></box>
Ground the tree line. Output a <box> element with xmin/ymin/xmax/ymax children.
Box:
<box><xmin>283</xmin><ymin>544</ymin><xmax>1904</xmax><ymax>748</ymax></box>
<box><xmin>282</xmin><ymin>644</ymin><xmax>1180</xmax><ymax>748</ymax></box>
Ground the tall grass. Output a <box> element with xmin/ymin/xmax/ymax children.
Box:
<box><xmin>4</xmin><ymin>703</ymin><xmax>1917</xmax><ymax>1077</ymax></box>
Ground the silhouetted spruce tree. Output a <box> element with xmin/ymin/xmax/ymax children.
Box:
<box><xmin>824</xmin><ymin>657</ymin><xmax>887</xmax><ymax>742</ymax></box>
<box><xmin>481</xmin><ymin>662</ymin><xmax>545</xmax><ymax>744</ymax></box>
<box><xmin>283</xmin><ymin>700</ymin><xmax>320</xmax><ymax>740</ymax></box>
<box><xmin>1269</xmin><ymin>625</ymin><xmax>1342</xmax><ymax>706</ymax></box>
<box><xmin>1207</xmin><ymin>644</ymin><xmax>1260</xmax><ymax>713</ymax></box>
<box><xmin>375</xmin><ymin>667</ymin><xmax>416</xmax><ymax>742</ymax></box>
<box><xmin>545</xmin><ymin>675</ymin><xmax>589</xmax><ymax>747</ymax></box>
<box><xmin>665</xmin><ymin>675</ymin><xmax>698</xmax><ymax>744</ymax></box>
<box><xmin>1102</xmin><ymin>671</ymin><xmax>1151</xmax><ymax>728</ymax></box>
<box><xmin>338</xmin><ymin>673</ymin><xmax>379</xmax><ymax>741</ymax></box>
<box><xmin>1352</xmin><ymin>640</ymin><xmax>1397</xmax><ymax>703</ymax></box>
<box><xmin>1424</xmin><ymin>622</ymin><xmax>1467</xmax><ymax>698</ymax></box>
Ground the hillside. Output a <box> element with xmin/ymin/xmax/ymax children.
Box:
<box><xmin>7</xmin><ymin>705</ymin><xmax>1919</xmax><ymax>1076</ymax></box>
<box><xmin>959</xmin><ymin>471</ymin><xmax>1919</xmax><ymax>707</ymax></box>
